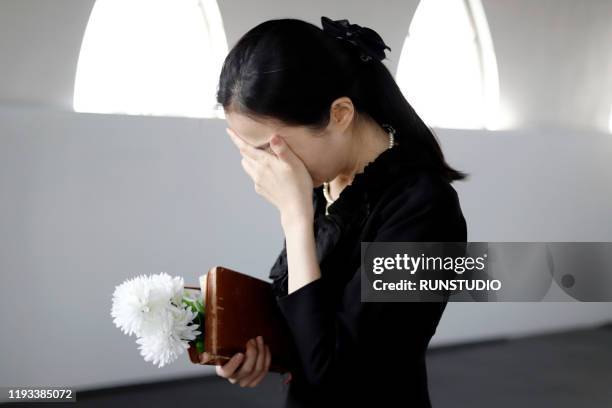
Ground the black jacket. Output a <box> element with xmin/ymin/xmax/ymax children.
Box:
<box><xmin>268</xmin><ymin>144</ymin><xmax>468</xmax><ymax>407</ymax></box>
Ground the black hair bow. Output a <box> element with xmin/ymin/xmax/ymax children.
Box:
<box><xmin>321</xmin><ymin>16</ymin><xmax>391</xmax><ymax>62</ymax></box>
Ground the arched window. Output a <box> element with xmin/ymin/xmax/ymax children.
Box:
<box><xmin>395</xmin><ymin>0</ymin><xmax>500</xmax><ymax>130</ymax></box>
<box><xmin>73</xmin><ymin>0</ymin><xmax>228</xmax><ymax>118</ymax></box>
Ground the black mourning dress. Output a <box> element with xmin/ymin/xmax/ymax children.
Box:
<box><xmin>268</xmin><ymin>143</ymin><xmax>468</xmax><ymax>407</ymax></box>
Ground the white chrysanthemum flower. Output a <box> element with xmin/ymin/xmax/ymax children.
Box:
<box><xmin>149</xmin><ymin>272</ymin><xmax>185</xmax><ymax>307</ymax></box>
<box><xmin>111</xmin><ymin>272</ymin><xmax>184</xmax><ymax>338</ymax></box>
<box><xmin>111</xmin><ymin>272</ymin><xmax>203</xmax><ymax>368</ymax></box>
<box><xmin>136</xmin><ymin>305</ymin><xmax>201</xmax><ymax>367</ymax></box>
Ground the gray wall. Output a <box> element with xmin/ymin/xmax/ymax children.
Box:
<box><xmin>1</xmin><ymin>0</ymin><xmax>612</xmax><ymax>397</ymax></box>
<box><xmin>1</xmin><ymin>106</ymin><xmax>610</xmax><ymax>393</ymax></box>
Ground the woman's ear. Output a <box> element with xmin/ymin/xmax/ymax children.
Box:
<box><xmin>328</xmin><ymin>97</ymin><xmax>355</xmax><ymax>136</ymax></box>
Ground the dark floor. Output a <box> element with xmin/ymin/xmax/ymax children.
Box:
<box><xmin>5</xmin><ymin>323</ymin><xmax>611</xmax><ymax>407</ymax></box>
<box><xmin>426</xmin><ymin>323</ymin><xmax>612</xmax><ymax>408</ymax></box>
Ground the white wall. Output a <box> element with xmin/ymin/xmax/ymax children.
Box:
<box><xmin>2</xmin><ymin>0</ymin><xmax>612</xmax><ymax>132</ymax></box>
<box><xmin>431</xmin><ymin>126</ymin><xmax>612</xmax><ymax>345</ymax></box>
<box><xmin>1</xmin><ymin>0</ymin><xmax>611</xmax><ymax>397</ymax></box>
<box><xmin>1</xmin><ymin>106</ymin><xmax>610</xmax><ymax>393</ymax></box>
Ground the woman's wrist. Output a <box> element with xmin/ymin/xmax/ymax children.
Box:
<box><xmin>280</xmin><ymin>211</ymin><xmax>321</xmax><ymax>294</ymax></box>
<box><xmin>280</xmin><ymin>209</ymin><xmax>313</xmax><ymax>233</ymax></box>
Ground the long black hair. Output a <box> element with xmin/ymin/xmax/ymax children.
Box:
<box><xmin>216</xmin><ymin>18</ymin><xmax>468</xmax><ymax>183</ymax></box>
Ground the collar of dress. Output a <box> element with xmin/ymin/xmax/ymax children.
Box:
<box><xmin>268</xmin><ymin>144</ymin><xmax>431</xmax><ymax>297</ymax></box>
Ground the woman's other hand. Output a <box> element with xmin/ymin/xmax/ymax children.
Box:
<box><xmin>200</xmin><ymin>335</ymin><xmax>271</xmax><ymax>388</ymax></box>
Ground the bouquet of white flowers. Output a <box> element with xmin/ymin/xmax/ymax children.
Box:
<box><xmin>110</xmin><ymin>272</ymin><xmax>205</xmax><ymax>367</ymax></box>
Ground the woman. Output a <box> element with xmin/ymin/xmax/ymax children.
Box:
<box><xmin>198</xmin><ymin>17</ymin><xmax>468</xmax><ymax>407</ymax></box>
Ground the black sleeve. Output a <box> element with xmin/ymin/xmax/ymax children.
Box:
<box><xmin>275</xmin><ymin>181</ymin><xmax>465</xmax><ymax>388</ymax></box>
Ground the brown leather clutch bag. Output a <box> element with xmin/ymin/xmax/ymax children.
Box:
<box><xmin>187</xmin><ymin>266</ymin><xmax>294</xmax><ymax>373</ymax></box>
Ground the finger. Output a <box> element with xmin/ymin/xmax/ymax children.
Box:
<box><xmin>216</xmin><ymin>353</ymin><xmax>244</xmax><ymax>378</ymax></box>
<box><xmin>240</xmin><ymin>158</ymin><xmax>272</xmax><ymax>200</ymax></box>
<box><xmin>242</xmin><ymin>336</ymin><xmax>265</xmax><ymax>387</ymax></box>
<box><xmin>226</xmin><ymin>128</ymin><xmax>270</xmax><ymax>161</ymax></box>
<box><xmin>232</xmin><ymin>338</ymin><xmax>258</xmax><ymax>385</ymax></box>
<box><xmin>199</xmin><ymin>352</ymin><xmax>211</xmax><ymax>364</ymax></box>
<box><xmin>216</xmin><ymin>352</ymin><xmax>244</xmax><ymax>378</ymax></box>
<box><xmin>249</xmin><ymin>344</ymin><xmax>271</xmax><ymax>387</ymax></box>
<box><xmin>268</xmin><ymin>134</ymin><xmax>296</xmax><ymax>164</ymax></box>
<box><xmin>264</xmin><ymin>345</ymin><xmax>271</xmax><ymax>372</ymax></box>
<box><xmin>240</xmin><ymin>156</ymin><xmax>258</xmax><ymax>183</ymax></box>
